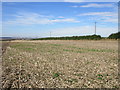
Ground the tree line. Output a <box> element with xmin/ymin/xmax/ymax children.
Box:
<box><xmin>108</xmin><ymin>32</ymin><xmax>120</xmax><ymax>39</ymax></box>
<box><xmin>33</xmin><ymin>32</ymin><xmax>120</xmax><ymax>40</ymax></box>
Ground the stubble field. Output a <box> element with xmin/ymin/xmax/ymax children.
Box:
<box><xmin>2</xmin><ymin>40</ymin><xmax>119</xmax><ymax>88</ymax></box>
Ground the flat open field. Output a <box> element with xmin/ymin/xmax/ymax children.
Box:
<box><xmin>2</xmin><ymin>40</ymin><xmax>119</xmax><ymax>88</ymax></box>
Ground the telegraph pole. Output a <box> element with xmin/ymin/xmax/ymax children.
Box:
<box><xmin>95</xmin><ymin>22</ymin><xmax>97</xmax><ymax>35</ymax></box>
<box><xmin>50</xmin><ymin>31</ymin><xmax>51</xmax><ymax>37</ymax></box>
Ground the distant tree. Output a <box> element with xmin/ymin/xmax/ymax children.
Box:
<box><xmin>108</xmin><ymin>32</ymin><xmax>120</xmax><ymax>39</ymax></box>
<box><xmin>33</xmin><ymin>35</ymin><xmax>102</xmax><ymax>40</ymax></box>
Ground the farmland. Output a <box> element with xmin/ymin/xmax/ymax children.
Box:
<box><xmin>2</xmin><ymin>40</ymin><xmax>119</xmax><ymax>88</ymax></box>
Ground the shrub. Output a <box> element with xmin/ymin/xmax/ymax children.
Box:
<box><xmin>33</xmin><ymin>35</ymin><xmax>102</xmax><ymax>40</ymax></box>
<box><xmin>108</xmin><ymin>32</ymin><xmax>120</xmax><ymax>39</ymax></box>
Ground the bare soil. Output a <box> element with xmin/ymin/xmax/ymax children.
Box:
<box><xmin>2</xmin><ymin>40</ymin><xmax>119</xmax><ymax>88</ymax></box>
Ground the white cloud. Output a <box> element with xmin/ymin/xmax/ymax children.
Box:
<box><xmin>3</xmin><ymin>25</ymin><xmax>118</xmax><ymax>37</ymax></box>
<box><xmin>71</xmin><ymin>3</ymin><xmax>116</xmax><ymax>8</ymax></box>
<box><xmin>58</xmin><ymin>16</ymin><xmax>65</xmax><ymax>18</ymax></box>
<box><xmin>64</xmin><ymin>0</ymin><xmax>119</xmax><ymax>2</ymax></box>
<box><xmin>78</xmin><ymin>3</ymin><xmax>114</xmax><ymax>8</ymax></box>
<box><xmin>49</xmin><ymin>25</ymin><xmax>118</xmax><ymax>37</ymax></box>
<box><xmin>78</xmin><ymin>12</ymin><xmax>117</xmax><ymax>17</ymax></box>
<box><xmin>2</xmin><ymin>0</ymin><xmax>120</xmax><ymax>2</ymax></box>
<box><xmin>71</xmin><ymin>5</ymin><xmax>79</xmax><ymax>8</ymax></box>
<box><xmin>77</xmin><ymin>12</ymin><xmax>118</xmax><ymax>23</ymax></box>
<box><xmin>4</xmin><ymin>12</ymin><xmax>80</xmax><ymax>25</ymax></box>
<box><xmin>102</xmin><ymin>17</ymin><xmax>118</xmax><ymax>23</ymax></box>
<box><xmin>51</xmin><ymin>18</ymin><xmax>80</xmax><ymax>23</ymax></box>
<box><xmin>64</xmin><ymin>0</ymin><xmax>84</xmax><ymax>2</ymax></box>
<box><xmin>2</xmin><ymin>0</ymin><xmax>64</xmax><ymax>2</ymax></box>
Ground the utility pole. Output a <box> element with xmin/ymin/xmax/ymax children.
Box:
<box><xmin>50</xmin><ymin>31</ymin><xmax>51</xmax><ymax>37</ymax></box>
<box><xmin>95</xmin><ymin>22</ymin><xmax>97</xmax><ymax>35</ymax></box>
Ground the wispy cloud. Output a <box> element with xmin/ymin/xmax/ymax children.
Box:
<box><xmin>4</xmin><ymin>12</ymin><xmax>80</xmax><ymax>25</ymax></box>
<box><xmin>49</xmin><ymin>25</ymin><xmax>118</xmax><ymax>37</ymax></box>
<box><xmin>2</xmin><ymin>0</ymin><xmax>120</xmax><ymax>2</ymax></box>
<box><xmin>90</xmin><ymin>16</ymin><xmax>118</xmax><ymax>23</ymax></box>
<box><xmin>77</xmin><ymin>12</ymin><xmax>118</xmax><ymax>23</ymax></box>
<box><xmin>102</xmin><ymin>17</ymin><xmax>118</xmax><ymax>23</ymax></box>
<box><xmin>64</xmin><ymin>0</ymin><xmax>84</xmax><ymax>2</ymax></box>
<box><xmin>64</xmin><ymin>0</ymin><xmax>119</xmax><ymax>2</ymax></box>
<box><xmin>57</xmin><ymin>16</ymin><xmax>65</xmax><ymax>18</ymax></box>
<box><xmin>2</xmin><ymin>0</ymin><xmax>64</xmax><ymax>2</ymax></box>
<box><xmin>51</xmin><ymin>18</ymin><xmax>80</xmax><ymax>23</ymax></box>
<box><xmin>78</xmin><ymin>12</ymin><xmax>117</xmax><ymax>17</ymax></box>
<box><xmin>74</xmin><ymin>3</ymin><xmax>114</xmax><ymax>8</ymax></box>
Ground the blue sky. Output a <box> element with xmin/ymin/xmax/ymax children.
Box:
<box><xmin>2</xmin><ymin>2</ymin><xmax>118</xmax><ymax>38</ymax></box>
<box><xmin>2</xmin><ymin>0</ymin><xmax>120</xmax><ymax>2</ymax></box>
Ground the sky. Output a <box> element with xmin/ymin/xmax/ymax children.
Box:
<box><xmin>1</xmin><ymin>0</ymin><xmax>120</xmax><ymax>2</ymax></box>
<box><xmin>1</xmin><ymin>1</ymin><xmax>119</xmax><ymax>38</ymax></box>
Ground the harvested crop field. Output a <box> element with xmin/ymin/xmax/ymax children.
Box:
<box><xmin>2</xmin><ymin>40</ymin><xmax>119</xmax><ymax>88</ymax></box>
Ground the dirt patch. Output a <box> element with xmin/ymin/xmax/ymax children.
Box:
<box><xmin>2</xmin><ymin>40</ymin><xmax>119</xmax><ymax>88</ymax></box>
<box><xmin>2</xmin><ymin>41</ymin><xmax>11</xmax><ymax>54</ymax></box>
